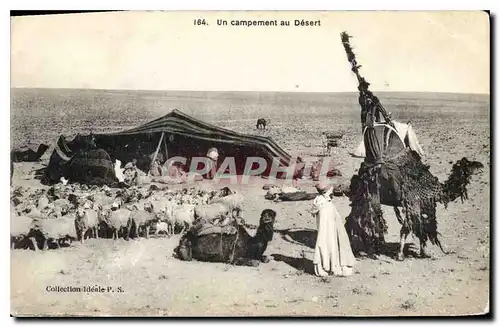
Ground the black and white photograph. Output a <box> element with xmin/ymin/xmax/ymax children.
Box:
<box><xmin>9</xmin><ymin>11</ymin><xmax>490</xmax><ymax>316</ymax></box>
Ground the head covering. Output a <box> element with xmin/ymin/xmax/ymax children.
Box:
<box><xmin>315</xmin><ymin>181</ymin><xmax>331</xmax><ymax>194</ymax></box>
<box><xmin>207</xmin><ymin>147</ymin><xmax>219</xmax><ymax>161</ymax></box>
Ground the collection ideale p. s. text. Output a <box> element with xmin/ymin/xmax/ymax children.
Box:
<box><xmin>46</xmin><ymin>285</ymin><xmax>124</xmax><ymax>293</ymax></box>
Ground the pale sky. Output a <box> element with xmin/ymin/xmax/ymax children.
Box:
<box><xmin>11</xmin><ymin>11</ymin><xmax>490</xmax><ymax>94</ymax></box>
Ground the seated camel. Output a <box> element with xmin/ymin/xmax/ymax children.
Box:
<box><xmin>174</xmin><ymin>209</ymin><xmax>277</xmax><ymax>266</ymax></box>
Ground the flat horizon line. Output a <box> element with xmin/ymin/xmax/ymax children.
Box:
<box><xmin>10</xmin><ymin>86</ymin><xmax>490</xmax><ymax>96</ymax></box>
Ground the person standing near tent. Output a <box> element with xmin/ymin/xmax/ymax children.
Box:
<box><xmin>309</xmin><ymin>182</ymin><xmax>356</xmax><ymax>277</ymax></box>
<box><xmin>205</xmin><ymin>147</ymin><xmax>219</xmax><ymax>180</ymax></box>
<box><xmin>149</xmin><ymin>157</ymin><xmax>163</xmax><ymax>177</ymax></box>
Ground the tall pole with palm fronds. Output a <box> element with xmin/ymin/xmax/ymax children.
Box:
<box><xmin>340</xmin><ymin>32</ymin><xmax>392</xmax><ymax>131</ymax></box>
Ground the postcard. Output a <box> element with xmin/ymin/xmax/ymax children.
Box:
<box><xmin>10</xmin><ymin>11</ymin><xmax>490</xmax><ymax>317</ymax></box>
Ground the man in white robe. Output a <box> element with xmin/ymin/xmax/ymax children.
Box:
<box><xmin>310</xmin><ymin>182</ymin><xmax>356</xmax><ymax>277</ymax></box>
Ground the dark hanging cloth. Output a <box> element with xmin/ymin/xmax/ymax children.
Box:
<box><xmin>66</xmin><ymin>148</ymin><xmax>118</xmax><ymax>186</ymax></box>
<box><xmin>363</xmin><ymin>115</ymin><xmax>384</xmax><ymax>163</ymax></box>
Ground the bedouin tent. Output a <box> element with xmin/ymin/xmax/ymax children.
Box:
<box><xmin>43</xmin><ymin>109</ymin><xmax>292</xmax><ymax>184</ymax></box>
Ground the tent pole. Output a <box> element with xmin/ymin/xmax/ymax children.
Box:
<box><xmin>163</xmin><ymin>133</ymin><xmax>168</xmax><ymax>162</ymax></box>
<box><xmin>148</xmin><ymin>131</ymin><xmax>165</xmax><ymax>176</ymax></box>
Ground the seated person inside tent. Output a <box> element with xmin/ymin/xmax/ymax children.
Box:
<box><xmin>122</xmin><ymin>159</ymin><xmax>149</xmax><ymax>186</ymax></box>
<box><xmin>148</xmin><ymin>161</ymin><xmax>203</xmax><ymax>184</ymax></box>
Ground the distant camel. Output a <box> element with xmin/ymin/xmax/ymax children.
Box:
<box><xmin>256</xmin><ymin>118</ymin><xmax>268</xmax><ymax>130</ymax></box>
<box><xmin>11</xmin><ymin>143</ymin><xmax>49</xmax><ymax>162</ymax></box>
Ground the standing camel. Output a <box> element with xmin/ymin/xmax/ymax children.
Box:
<box><xmin>340</xmin><ymin>31</ymin><xmax>484</xmax><ymax>260</ymax></box>
<box><xmin>346</xmin><ymin>137</ymin><xmax>483</xmax><ymax>260</ymax></box>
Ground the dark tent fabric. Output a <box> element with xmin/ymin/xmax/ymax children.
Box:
<box><xmin>64</xmin><ymin>149</ymin><xmax>117</xmax><ymax>186</ymax></box>
<box><xmin>44</xmin><ymin>109</ymin><xmax>292</xmax><ymax>184</ymax></box>
<box><xmin>43</xmin><ymin>135</ymin><xmax>117</xmax><ymax>185</ymax></box>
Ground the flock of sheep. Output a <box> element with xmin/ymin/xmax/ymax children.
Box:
<box><xmin>10</xmin><ymin>182</ymin><xmax>244</xmax><ymax>251</ymax></box>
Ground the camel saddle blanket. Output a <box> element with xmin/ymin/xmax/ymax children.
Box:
<box><xmin>195</xmin><ymin>224</ymin><xmax>238</xmax><ymax>237</ymax></box>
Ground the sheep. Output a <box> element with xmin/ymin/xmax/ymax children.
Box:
<box><xmin>210</xmin><ymin>192</ymin><xmax>243</xmax><ymax>208</ymax></box>
<box><xmin>116</xmin><ymin>187</ymin><xmax>141</xmax><ymax>204</ymax></box>
<box><xmin>37</xmin><ymin>193</ymin><xmax>50</xmax><ymax>210</ymax></box>
<box><xmin>11</xmin><ymin>196</ymin><xmax>23</xmax><ymax>207</ymax></box>
<box><xmin>48</xmin><ymin>198</ymin><xmax>73</xmax><ymax>215</ymax></box>
<box><xmin>103</xmin><ymin>203</ymin><xmax>132</xmax><ymax>240</ymax></box>
<box><xmin>209</xmin><ymin>193</ymin><xmax>244</xmax><ymax>218</ymax></box>
<box><xmin>151</xmin><ymin>197</ymin><xmax>176</xmax><ymax>219</ymax></box>
<box><xmin>186</xmin><ymin>191</ymin><xmax>211</xmax><ymax>206</ymax></box>
<box><xmin>172</xmin><ymin>204</ymin><xmax>195</xmax><ymax>234</ymax></box>
<box><xmin>198</xmin><ymin>191</ymin><xmax>212</xmax><ymax>205</ymax></box>
<box><xmin>46</xmin><ymin>207</ymin><xmax>62</xmax><ymax>219</ymax></box>
<box><xmin>149</xmin><ymin>198</ymin><xmax>178</xmax><ymax>236</ymax></box>
<box><xmin>194</xmin><ymin>202</ymin><xmax>231</xmax><ymax>226</ymax></box>
<box><xmin>12</xmin><ymin>186</ymin><xmax>25</xmax><ymax>198</ymax></box>
<box><xmin>154</xmin><ymin>221</ymin><xmax>171</xmax><ymax>237</ymax></box>
<box><xmin>180</xmin><ymin>194</ymin><xmax>195</xmax><ymax>205</ymax></box>
<box><xmin>127</xmin><ymin>202</ymin><xmax>156</xmax><ymax>239</ymax></box>
<box><xmin>88</xmin><ymin>192</ymin><xmax>115</xmax><ymax>208</ymax></box>
<box><xmin>75</xmin><ymin>206</ymin><xmax>100</xmax><ymax>243</ymax></box>
<box><xmin>152</xmin><ymin>193</ymin><xmax>195</xmax><ymax>235</ymax></box>
<box><xmin>11</xmin><ymin>202</ymin><xmax>23</xmax><ymax>218</ymax></box>
<box><xmin>10</xmin><ymin>204</ymin><xmax>17</xmax><ymax>218</ymax></box>
<box><xmin>94</xmin><ymin>204</ymin><xmax>114</xmax><ymax>238</ymax></box>
<box><xmin>31</xmin><ymin>217</ymin><xmax>78</xmax><ymax>250</ymax></box>
<box><xmin>211</xmin><ymin>186</ymin><xmax>235</xmax><ymax>199</ymax></box>
<box><xmin>11</xmin><ymin>214</ymin><xmax>37</xmax><ymax>250</ymax></box>
<box><xmin>24</xmin><ymin>204</ymin><xmax>42</xmax><ymax>219</ymax></box>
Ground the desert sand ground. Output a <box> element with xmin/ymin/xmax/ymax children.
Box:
<box><xmin>10</xmin><ymin>89</ymin><xmax>490</xmax><ymax>316</ymax></box>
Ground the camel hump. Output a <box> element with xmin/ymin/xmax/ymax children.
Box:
<box><xmin>195</xmin><ymin>224</ymin><xmax>237</xmax><ymax>237</ymax></box>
